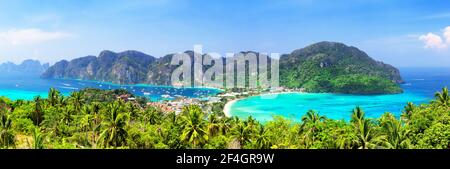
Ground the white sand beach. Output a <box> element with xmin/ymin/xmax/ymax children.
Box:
<box><xmin>223</xmin><ymin>99</ymin><xmax>239</xmax><ymax>117</ymax></box>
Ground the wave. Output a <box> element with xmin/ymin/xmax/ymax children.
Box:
<box><xmin>59</xmin><ymin>86</ymin><xmax>79</xmax><ymax>90</ymax></box>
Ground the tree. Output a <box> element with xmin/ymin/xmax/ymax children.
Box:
<box><xmin>253</xmin><ymin>124</ymin><xmax>271</xmax><ymax>149</ymax></box>
<box><xmin>31</xmin><ymin>128</ymin><xmax>45</xmax><ymax>149</ymax></box>
<box><xmin>48</xmin><ymin>88</ymin><xmax>60</xmax><ymax>106</ymax></box>
<box><xmin>71</xmin><ymin>92</ymin><xmax>85</xmax><ymax>112</ymax></box>
<box><xmin>179</xmin><ymin>105</ymin><xmax>208</xmax><ymax>148</ymax></box>
<box><xmin>401</xmin><ymin>102</ymin><xmax>415</xmax><ymax>124</ymax></box>
<box><xmin>301</xmin><ymin>110</ymin><xmax>325</xmax><ymax>133</ymax></box>
<box><xmin>231</xmin><ymin>122</ymin><xmax>252</xmax><ymax>147</ymax></box>
<box><xmin>90</xmin><ymin>102</ymin><xmax>102</xmax><ymax>147</ymax></box>
<box><xmin>351</xmin><ymin>106</ymin><xmax>365</xmax><ymax>124</ymax></box>
<box><xmin>99</xmin><ymin>101</ymin><xmax>128</xmax><ymax>148</ymax></box>
<box><xmin>434</xmin><ymin>87</ymin><xmax>450</xmax><ymax>107</ymax></box>
<box><xmin>301</xmin><ymin>110</ymin><xmax>325</xmax><ymax>144</ymax></box>
<box><xmin>31</xmin><ymin>96</ymin><xmax>44</xmax><ymax>126</ymax></box>
<box><xmin>0</xmin><ymin>112</ymin><xmax>15</xmax><ymax>148</ymax></box>
<box><xmin>206</xmin><ymin>113</ymin><xmax>221</xmax><ymax>137</ymax></box>
<box><xmin>354</xmin><ymin>119</ymin><xmax>385</xmax><ymax>149</ymax></box>
<box><xmin>145</xmin><ymin>107</ymin><xmax>162</xmax><ymax>125</ymax></box>
<box><xmin>245</xmin><ymin>116</ymin><xmax>258</xmax><ymax>132</ymax></box>
<box><xmin>380</xmin><ymin>113</ymin><xmax>411</xmax><ymax>149</ymax></box>
<box><xmin>61</xmin><ymin>106</ymin><xmax>74</xmax><ymax>125</ymax></box>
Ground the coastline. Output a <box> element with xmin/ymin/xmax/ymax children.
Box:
<box><xmin>223</xmin><ymin>98</ymin><xmax>240</xmax><ymax>118</ymax></box>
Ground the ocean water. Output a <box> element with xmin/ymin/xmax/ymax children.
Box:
<box><xmin>0</xmin><ymin>72</ymin><xmax>221</xmax><ymax>101</ymax></box>
<box><xmin>230</xmin><ymin>68</ymin><xmax>450</xmax><ymax>121</ymax></box>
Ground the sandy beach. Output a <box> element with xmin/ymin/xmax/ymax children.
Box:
<box><xmin>223</xmin><ymin>99</ymin><xmax>240</xmax><ymax>117</ymax></box>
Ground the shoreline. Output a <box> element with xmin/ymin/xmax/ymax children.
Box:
<box><xmin>223</xmin><ymin>99</ymin><xmax>239</xmax><ymax>118</ymax></box>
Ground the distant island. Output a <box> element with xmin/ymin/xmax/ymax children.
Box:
<box><xmin>41</xmin><ymin>41</ymin><xmax>403</xmax><ymax>94</ymax></box>
<box><xmin>0</xmin><ymin>59</ymin><xmax>49</xmax><ymax>74</ymax></box>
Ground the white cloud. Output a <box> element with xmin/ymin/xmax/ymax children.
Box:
<box><xmin>419</xmin><ymin>33</ymin><xmax>447</xmax><ymax>49</ymax></box>
<box><xmin>0</xmin><ymin>28</ymin><xmax>72</xmax><ymax>45</ymax></box>
<box><xmin>444</xmin><ymin>26</ymin><xmax>450</xmax><ymax>43</ymax></box>
<box><xmin>418</xmin><ymin>26</ymin><xmax>450</xmax><ymax>50</ymax></box>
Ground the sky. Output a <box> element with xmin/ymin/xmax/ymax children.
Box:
<box><xmin>0</xmin><ymin>0</ymin><xmax>449</xmax><ymax>67</ymax></box>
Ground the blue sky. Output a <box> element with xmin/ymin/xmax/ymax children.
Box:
<box><xmin>0</xmin><ymin>0</ymin><xmax>449</xmax><ymax>67</ymax></box>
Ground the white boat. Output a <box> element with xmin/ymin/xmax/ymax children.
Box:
<box><xmin>143</xmin><ymin>92</ymin><xmax>151</xmax><ymax>95</ymax></box>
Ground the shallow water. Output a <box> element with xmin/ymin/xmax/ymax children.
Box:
<box><xmin>230</xmin><ymin>68</ymin><xmax>450</xmax><ymax>121</ymax></box>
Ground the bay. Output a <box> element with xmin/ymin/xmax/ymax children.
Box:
<box><xmin>229</xmin><ymin>68</ymin><xmax>450</xmax><ymax>121</ymax></box>
<box><xmin>0</xmin><ymin>72</ymin><xmax>221</xmax><ymax>101</ymax></box>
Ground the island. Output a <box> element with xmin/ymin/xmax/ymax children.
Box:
<box><xmin>41</xmin><ymin>41</ymin><xmax>403</xmax><ymax>95</ymax></box>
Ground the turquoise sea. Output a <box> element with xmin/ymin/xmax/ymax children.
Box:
<box><xmin>2</xmin><ymin>68</ymin><xmax>450</xmax><ymax>121</ymax></box>
<box><xmin>0</xmin><ymin>72</ymin><xmax>221</xmax><ymax>101</ymax></box>
<box><xmin>230</xmin><ymin>68</ymin><xmax>450</xmax><ymax>121</ymax></box>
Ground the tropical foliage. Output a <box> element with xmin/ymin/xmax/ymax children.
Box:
<box><xmin>0</xmin><ymin>87</ymin><xmax>450</xmax><ymax>149</ymax></box>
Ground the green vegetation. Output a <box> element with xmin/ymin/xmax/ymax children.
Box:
<box><xmin>280</xmin><ymin>42</ymin><xmax>403</xmax><ymax>94</ymax></box>
<box><xmin>1</xmin><ymin>87</ymin><xmax>450</xmax><ymax>149</ymax></box>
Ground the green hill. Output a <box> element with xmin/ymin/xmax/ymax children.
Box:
<box><xmin>280</xmin><ymin>41</ymin><xmax>403</xmax><ymax>94</ymax></box>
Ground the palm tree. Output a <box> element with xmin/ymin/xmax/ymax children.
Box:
<box><xmin>31</xmin><ymin>96</ymin><xmax>44</xmax><ymax>126</ymax></box>
<box><xmin>90</xmin><ymin>102</ymin><xmax>102</xmax><ymax>147</ymax></box>
<box><xmin>231</xmin><ymin>122</ymin><xmax>252</xmax><ymax>147</ymax></box>
<box><xmin>401</xmin><ymin>102</ymin><xmax>415</xmax><ymax>124</ymax></box>
<box><xmin>179</xmin><ymin>105</ymin><xmax>208</xmax><ymax>148</ymax></box>
<box><xmin>59</xmin><ymin>95</ymin><xmax>68</xmax><ymax>106</ymax></box>
<box><xmin>206</xmin><ymin>113</ymin><xmax>221</xmax><ymax>137</ymax></box>
<box><xmin>380</xmin><ymin>113</ymin><xmax>411</xmax><ymax>149</ymax></box>
<box><xmin>60</xmin><ymin>106</ymin><xmax>74</xmax><ymax>125</ymax></box>
<box><xmin>219</xmin><ymin>117</ymin><xmax>233</xmax><ymax>135</ymax></box>
<box><xmin>99</xmin><ymin>101</ymin><xmax>128</xmax><ymax>148</ymax></box>
<box><xmin>0</xmin><ymin>112</ymin><xmax>15</xmax><ymax>148</ymax></box>
<box><xmin>434</xmin><ymin>87</ymin><xmax>450</xmax><ymax>107</ymax></box>
<box><xmin>354</xmin><ymin>119</ymin><xmax>385</xmax><ymax>149</ymax></box>
<box><xmin>301</xmin><ymin>110</ymin><xmax>325</xmax><ymax>135</ymax></box>
<box><xmin>145</xmin><ymin>107</ymin><xmax>162</xmax><ymax>125</ymax></box>
<box><xmin>126</xmin><ymin>102</ymin><xmax>140</xmax><ymax>121</ymax></box>
<box><xmin>253</xmin><ymin>124</ymin><xmax>270</xmax><ymax>149</ymax></box>
<box><xmin>351</xmin><ymin>106</ymin><xmax>365</xmax><ymax>124</ymax></box>
<box><xmin>79</xmin><ymin>113</ymin><xmax>93</xmax><ymax>147</ymax></box>
<box><xmin>48</xmin><ymin>88</ymin><xmax>60</xmax><ymax>106</ymax></box>
<box><xmin>245</xmin><ymin>116</ymin><xmax>258</xmax><ymax>132</ymax></box>
<box><xmin>71</xmin><ymin>92</ymin><xmax>84</xmax><ymax>112</ymax></box>
<box><xmin>31</xmin><ymin>128</ymin><xmax>45</xmax><ymax>149</ymax></box>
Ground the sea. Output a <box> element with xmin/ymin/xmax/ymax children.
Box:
<box><xmin>229</xmin><ymin>68</ymin><xmax>450</xmax><ymax>121</ymax></box>
<box><xmin>0</xmin><ymin>72</ymin><xmax>221</xmax><ymax>101</ymax></box>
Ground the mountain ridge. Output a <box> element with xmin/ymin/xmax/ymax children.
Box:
<box><xmin>41</xmin><ymin>41</ymin><xmax>404</xmax><ymax>94</ymax></box>
<box><xmin>0</xmin><ymin>59</ymin><xmax>49</xmax><ymax>74</ymax></box>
